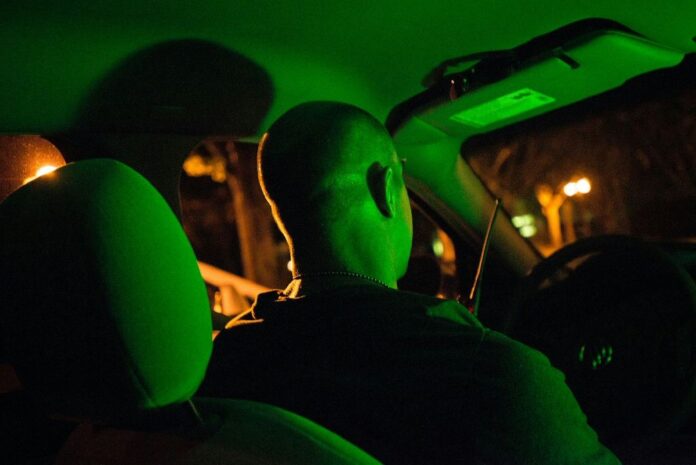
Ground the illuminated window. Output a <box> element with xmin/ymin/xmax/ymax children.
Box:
<box><xmin>463</xmin><ymin>59</ymin><xmax>696</xmax><ymax>251</ymax></box>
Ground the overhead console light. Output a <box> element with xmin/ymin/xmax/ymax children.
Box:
<box><xmin>387</xmin><ymin>18</ymin><xmax>686</xmax><ymax>144</ymax></box>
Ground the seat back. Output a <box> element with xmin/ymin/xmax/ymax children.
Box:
<box><xmin>0</xmin><ymin>159</ymin><xmax>379</xmax><ymax>464</ymax></box>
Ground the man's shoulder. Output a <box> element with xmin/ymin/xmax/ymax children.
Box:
<box><xmin>296</xmin><ymin>285</ymin><xmax>485</xmax><ymax>329</ymax></box>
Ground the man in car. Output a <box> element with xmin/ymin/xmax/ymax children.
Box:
<box><xmin>200</xmin><ymin>101</ymin><xmax>620</xmax><ymax>464</ymax></box>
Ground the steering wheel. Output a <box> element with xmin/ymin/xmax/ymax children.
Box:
<box><xmin>506</xmin><ymin>235</ymin><xmax>696</xmax><ymax>454</ymax></box>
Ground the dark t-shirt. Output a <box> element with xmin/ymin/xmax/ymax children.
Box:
<box><xmin>200</xmin><ymin>285</ymin><xmax>620</xmax><ymax>465</ymax></box>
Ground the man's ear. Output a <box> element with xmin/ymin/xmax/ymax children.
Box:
<box><xmin>368</xmin><ymin>163</ymin><xmax>394</xmax><ymax>218</ymax></box>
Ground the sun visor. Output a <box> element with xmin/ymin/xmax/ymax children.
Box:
<box><xmin>389</xmin><ymin>20</ymin><xmax>685</xmax><ymax>145</ymax></box>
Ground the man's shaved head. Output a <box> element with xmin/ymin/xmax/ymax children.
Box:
<box><xmin>258</xmin><ymin>101</ymin><xmax>412</xmax><ymax>285</ymax></box>
<box><xmin>260</xmin><ymin>102</ymin><xmax>394</xmax><ymax>231</ymax></box>
<box><xmin>260</xmin><ymin>103</ymin><xmax>392</xmax><ymax>206</ymax></box>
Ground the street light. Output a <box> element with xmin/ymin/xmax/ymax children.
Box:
<box><xmin>563</xmin><ymin>177</ymin><xmax>591</xmax><ymax>197</ymax></box>
<box><xmin>563</xmin><ymin>181</ymin><xmax>579</xmax><ymax>197</ymax></box>
<box><xmin>576</xmin><ymin>177</ymin><xmax>591</xmax><ymax>194</ymax></box>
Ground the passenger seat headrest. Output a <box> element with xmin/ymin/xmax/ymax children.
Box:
<box><xmin>0</xmin><ymin>159</ymin><xmax>212</xmax><ymax>423</ymax></box>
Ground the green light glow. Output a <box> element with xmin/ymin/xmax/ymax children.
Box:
<box><xmin>450</xmin><ymin>88</ymin><xmax>556</xmax><ymax>128</ymax></box>
<box><xmin>432</xmin><ymin>237</ymin><xmax>444</xmax><ymax>257</ymax></box>
<box><xmin>511</xmin><ymin>214</ymin><xmax>537</xmax><ymax>237</ymax></box>
<box><xmin>511</xmin><ymin>214</ymin><xmax>533</xmax><ymax>228</ymax></box>
<box><xmin>519</xmin><ymin>225</ymin><xmax>537</xmax><ymax>238</ymax></box>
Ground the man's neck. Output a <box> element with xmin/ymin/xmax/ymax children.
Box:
<box><xmin>283</xmin><ymin>271</ymin><xmax>395</xmax><ymax>298</ymax></box>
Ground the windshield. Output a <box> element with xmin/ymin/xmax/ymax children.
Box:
<box><xmin>462</xmin><ymin>55</ymin><xmax>695</xmax><ymax>255</ymax></box>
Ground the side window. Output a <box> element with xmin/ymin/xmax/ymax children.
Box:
<box><xmin>398</xmin><ymin>202</ymin><xmax>460</xmax><ymax>300</ymax></box>
<box><xmin>180</xmin><ymin>140</ymin><xmax>288</xmax><ymax>326</ymax></box>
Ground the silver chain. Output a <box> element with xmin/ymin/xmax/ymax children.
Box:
<box><xmin>292</xmin><ymin>271</ymin><xmax>390</xmax><ymax>289</ymax></box>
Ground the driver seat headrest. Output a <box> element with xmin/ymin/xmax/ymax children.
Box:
<box><xmin>0</xmin><ymin>159</ymin><xmax>212</xmax><ymax>423</ymax></box>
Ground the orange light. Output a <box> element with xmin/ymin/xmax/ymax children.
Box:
<box><xmin>35</xmin><ymin>165</ymin><xmax>59</xmax><ymax>177</ymax></box>
<box><xmin>23</xmin><ymin>164</ymin><xmax>61</xmax><ymax>185</ymax></box>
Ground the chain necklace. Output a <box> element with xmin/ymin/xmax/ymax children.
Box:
<box><xmin>292</xmin><ymin>270</ymin><xmax>391</xmax><ymax>289</ymax></box>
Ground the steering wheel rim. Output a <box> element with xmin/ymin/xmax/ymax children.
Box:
<box><xmin>506</xmin><ymin>235</ymin><xmax>696</xmax><ymax>453</ymax></box>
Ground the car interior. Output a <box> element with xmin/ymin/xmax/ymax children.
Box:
<box><xmin>1</xmin><ymin>1</ymin><xmax>695</xmax><ymax>463</ymax></box>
